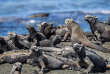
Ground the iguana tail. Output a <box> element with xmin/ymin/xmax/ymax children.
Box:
<box><xmin>82</xmin><ymin>39</ymin><xmax>110</xmax><ymax>53</ymax></box>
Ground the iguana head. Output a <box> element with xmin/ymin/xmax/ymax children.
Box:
<box><xmin>72</xmin><ymin>43</ymin><xmax>82</xmax><ymax>51</ymax></box>
<box><xmin>85</xmin><ymin>15</ymin><xmax>98</xmax><ymax>25</ymax></box>
<box><xmin>37</xmin><ymin>22</ymin><xmax>47</xmax><ymax>32</ymax></box>
<box><xmin>8</xmin><ymin>32</ymin><xmax>18</xmax><ymax>39</ymax></box>
<box><xmin>9</xmin><ymin>33</ymin><xmax>19</xmax><ymax>42</ymax></box>
<box><xmin>30</xmin><ymin>46</ymin><xmax>43</xmax><ymax>57</ymax></box>
<box><xmin>44</xmin><ymin>23</ymin><xmax>55</xmax><ymax>37</ymax></box>
<box><xmin>26</xmin><ymin>24</ymin><xmax>36</xmax><ymax>34</ymax></box>
<box><xmin>65</xmin><ymin>18</ymin><xmax>73</xmax><ymax>26</ymax></box>
<box><xmin>72</xmin><ymin>43</ymin><xmax>86</xmax><ymax>60</ymax></box>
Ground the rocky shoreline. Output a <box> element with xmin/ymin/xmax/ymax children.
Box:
<box><xmin>0</xmin><ymin>41</ymin><xmax>110</xmax><ymax>74</ymax></box>
<box><xmin>0</xmin><ymin>16</ymin><xmax>110</xmax><ymax>74</ymax></box>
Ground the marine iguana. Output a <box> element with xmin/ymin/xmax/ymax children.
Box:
<box><xmin>38</xmin><ymin>22</ymin><xmax>55</xmax><ymax>39</ymax></box>
<box><xmin>7</xmin><ymin>32</ymin><xmax>28</xmax><ymax>41</ymax></box>
<box><xmin>8</xmin><ymin>33</ymin><xmax>30</xmax><ymax>50</ymax></box>
<box><xmin>26</xmin><ymin>24</ymin><xmax>46</xmax><ymax>46</ymax></box>
<box><xmin>31</xmin><ymin>46</ymin><xmax>76</xmax><ymax>59</ymax></box>
<box><xmin>37</xmin><ymin>22</ymin><xmax>47</xmax><ymax>34</ymax></box>
<box><xmin>0</xmin><ymin>37</ymin><xmax>12</xmax><ymax>53</ymax></box>
<box><xmin>44</xmin><ymin>23</ymin><xmax>55</xmax><ymax>39</ymax></box>
<box><xmin>8</xmin><ymin>32</ymin><xmax>31</xmax><ymax>47</ymax></box>
<box><xmin>39</xmin><ymin>35</ymin><xmax>61</xmax><ymax>47</ymax></box>
<box><xmin>65</xmin><ymin>18</ymin><xmax>110</xmax><ymax>53</ymax></box>
<box><xmin>0</xmin><ymin>49</ymin><xmax>38</xmax><ymax>64</ymax></box>
<box><xmin>72</xmin><ymin>43</ymin><xmax>110</xmax><ymax>73</ymax></box>
<box><xmin>55</xmin><ymin>26</ymin><xmax>70</xmax><ymax>42</ymax></box>
<box><xmin>30</xmin><ymin>48</ymin><xmax>81</xmax><ymax>74</ymax></box>
<box><xmin>38</xmin><ymin>22</ymin><xmax>70</xmax><ymax>41</ymax></box>
<box><xmin>10</xmin><ymin>62</ymin><xmax>22</xmax><ymax>74</ymax></box>
<box><xmin>85</xmin><ymin>15</ymin><xmax>110</xmax><ymax>42</ymax></box>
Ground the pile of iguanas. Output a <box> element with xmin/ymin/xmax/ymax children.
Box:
<box><xmin>0</xmin><ymin>15</ymin><xmax>110</xmax><ymax>74</ymax></box>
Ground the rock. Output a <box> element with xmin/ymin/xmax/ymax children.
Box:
<box><xmin>29</xmin><ymin>13</ymin><xmax>49</xmax><ymax>18</ymax></box>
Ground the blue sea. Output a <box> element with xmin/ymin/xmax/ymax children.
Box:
<box><xmin>0</xmin><ymin>0</ymin><xmax>110</xmax><ymax>36</ymax></box>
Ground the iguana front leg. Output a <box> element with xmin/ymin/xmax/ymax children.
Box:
<box><xmin>32</xmin><ymin>39</ymin><xmax>38</xmax><ymax>46</ymax></box>
<box><xmin>38</xmin><ymin>60</ymin><xmax>46</xmax><ymax>74</ymax></box>
<box><xmin>81</xmin><ymin>58</ymin><xmax>94</xmax><ymax>74</ymax></box>
<box><xmin>62</xmin><ymin>32</ymin><xmax>70</xmax><ymax>41</ymax></box>
<box><xmin>94</xmin><ymin>30</ymin><xmax>101</xmax><ymax>41</ymax></box>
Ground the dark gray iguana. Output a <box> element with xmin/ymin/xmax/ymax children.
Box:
<box><xmin>0</xmin><ymin>37</ymin><xmax>12</xmax><ymax>53</ymax></box>
<box><xmin>85</xmin><ymin>15</ymin><xmax>110</xmax><ymax>42</ymax></box>
<box><xmin>26</xmin><ymin>24</ymin><xmax>46</xmax><ymax>46</ymax></box>
<box><xmin>0</xmin><ymin>47</ymin><xmax>80</xmax><ymax>73</ymax></box>
<box><xmin>29</xmin><ymin>47</ymin><xmax>81</xmax><ymax>74</ymax></box>
<box><xmin>8</xmin><ymin>33</ymin><xmax>30</xmax><ymax>50</ymax></box>
<box><xmin>37</xmin><ymin>22</ymin><xmax>55</xmax><ymax>39</ymax></box>
<box><xmin>38</xmin><ymin>22</ymin><xmax>70</xmax><ymax>41</ymax></box>
<box><xmin>39</xmin><ymin>35</ymin><xmax>61</xmax><ymax>47</ymax></box>
<box><xmin>27</xmin><ymin>24</ymin><xmax>61</xmax><ymax>47</ymax></box>
<box><xmin>65</xmin><ymin>18</ymin><xmax>110</xmax><ymax>53</ymax></box>
<box><xmin>0</xmin><ymin>50</ymin><xmax>37</xmax><ymax>64</ymax></box>
<box><xmin>35</xmin><ymin>46</ymin><xmax>76</xmax><ymax>58</ymax></box>
<box><xmin>26</xmin><ymin>24</ymin><xmax>61</xmax><ymax>47</ymax></box>
<box><xmin>72</xmin><ymin>43</ymin><xmax>110</xmax><ymax>74</ymax></box>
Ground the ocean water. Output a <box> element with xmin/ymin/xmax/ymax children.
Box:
<box><xmin>0</xmin><ymin>0</ymin><xmax>110</xmax><ymax>36</ymax></box>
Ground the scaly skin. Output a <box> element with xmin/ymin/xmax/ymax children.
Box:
<box><xmin>65</xmin><ymin>18</ymin><xmax>110</xmax><ymax>53</ymax></box>
<box><xmin>0</xmin><ymin>37</ymin><xmax>11</xmax><ymax>53</ymax></box>
<box><xmin>8</xmin><ymin>33</ymin><xmax>30</xmax><ymax>50</ymax></box>
<box><xmin>32</xmin><ymin>48</ymin><xmax>81</xmax><ymax>74</ymax></box>
<box><xmin>39</xmin><ymin>35</ymin><xmax>61</xmax><ymax>47</ymax></box>
<box><xmin>0</xmin><ymin>50</ymin><xmax>35</xmax><ymax>64</ymax></box>
<box><xmin>73</xmin><ymin>43</ymin><xmax>110</xmax><ymax>73</ymax></box>
<box><xmin>37</xmin><ymin>22</ymin><xmax>55</xmax><ymax>39</ymax></box>
<box><xmin>85</xmin><ymin>15</ymin><xmax>110</xmax><ymax>42</ymax></box>
<box><xmin>26</xmin><ymin>24</ymin><xmax>46</xmax><ymax>46</ymax></box>
<box><xmin>44</xmin><ymin>23</ymin><xmax>55</xmax><ymax>39</ymax></box>
<box><xmin>55</xmin><ymin>26</ymin><xmax>70</xmax><ymax>41</ymax></box>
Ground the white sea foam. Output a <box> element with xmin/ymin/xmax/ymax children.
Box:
<box><xmin>21</xmin><ymin>19</ymin><xmax>38</xmax><ymax>24</ymax></box>
<box><xmin>83</xmin><ymin>10</ymin><xmax>110</xmax><ymax>14</ymax></box>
